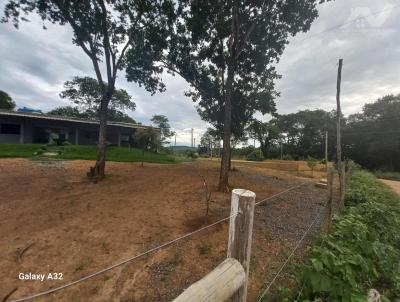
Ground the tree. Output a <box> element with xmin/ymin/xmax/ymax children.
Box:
<box><xmin>133</xmin><ymin>127</ymin><xmax>160</xmax><ymax>165</ymax></box>
<box><xmin>247</xmin><ymin>119</ymin><xmax>281</xmax><ymax>159</ymax></box>
<box><xmin>0</xmin><ymin>90</ymin><xmax>16</xmax><ymax>110</ymax></box>
<box><xmin>48</xmin><ymin>105</ymin><xmax>136</xmax><ymax>123</ymax></box>
<box><xmin>59</xmin><ymin>76</ymin><xmax>136</xmax><ymax>123</ymax></box>
<box><xmin>60</xmin><ymin>76</ymin><xmax>135</xmax><ymax>112</ymax></box>
<box><xmin>199</xmin><ymin>127</ymin><xmax>221</xmax><ymax>157</ymax></box>
<box><xmin>150</xmin><ymin>114</ymin><xmax>174</xmax><ymax>145</ymax></box>
<box><xmin>344</xmin><ymin>94</ymin><xmax>400</xmax><ymax>171</ymax></box>
<box><xmin>165</xmin><ymin>0</ymin><xmax>319</xmax><ymax>191</ymax></box>
<box><xmin>276</xmin><ymin>110</ymin><xmax>337</xmax><ymax>160</ymax></box>
<box><xmin>3</xmin><ymin>0</ymin><xmax>175</xmax><ymax>179</ymax></box>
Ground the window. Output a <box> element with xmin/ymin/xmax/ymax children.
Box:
<box><xmin>1</xmin><ymin>123</ymin><xmax>21</xmax><ymax>135</ymax></box>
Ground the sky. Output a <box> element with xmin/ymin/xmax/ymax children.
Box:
<box><xmin>0</xmin><ymin>0</ymin><xmax>399</xmax><ymax>146</ymax></box>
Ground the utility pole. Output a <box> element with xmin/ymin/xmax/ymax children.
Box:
<box><xmin>191</xmin><ymin>128</ymin><xmax>194</xmax><ymax>148</ymax></box>
<box><xmin>194</xmin><ymin>138</ymin><xmax>196</xmax><ymax>148</ymax></box>
<box><xmin>280</xmin><ymin>141</ymin><xmax>283</xmax><ymax>160</ymax></box>
<box><xmin>336</xmin><ymin>59</ymin><xmax>343</xmax><ymax>172</ymax></box>
<box><xmin>325</xmin><ymin>130</ymin><xmax>328</xmax><ymax>173</ymax></box>
<box><xmin>174</xmin><ymin>133</ymin><xmax>177</xmax><ymax>147</ymax></box>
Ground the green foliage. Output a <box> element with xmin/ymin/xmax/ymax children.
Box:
<box><xmin>246</xmin><ymin>150</ymin><xmax>264</xmax><ymax>162</ymax></box>
<box><xmin>247</xmin><ymin>119</ymin><xmax>281</xmax><ymax>158</ymax></box>
<box><xmin>133</xmin><ymin>128</ymin><xmax>161</xmax><ymax>152</ymax></box>
<box><xmin>307</xmin><ymin>156</ymin><xmax>319</xmax><ymax>170</ymax></box>
<box><xmin>60</xmin><ymin>76</ymin><xmax>136</xmax><ymax>112</ymax></box>
<box><xmin>374</xmin><ymin>171</ymin><xmax>400</xmax><ymax>181</ymax></box>
<box><xmin>345</xmin><ymin>94</ymin><xmax>400</xmax><ymax>171</ymax></box>
<box><xmin>49</xmin><ymin>76</ymin><xmax>137</xmax><ymax>123</ymax></box>
<box><xmin>185</xmin><ymin>150</ymin><xmax>198</xmax><ymax>159</ymax></box>
<box><xmin>166</xmin><ymin>0</ymin><xmax>318</xmax><ymax>141</ymax></box>
<box><xmin>282</xmin><ymin>154</ymin><xmax>294</xmax><ymax>161</ymax></box>
<box><xmin>150</xmin><ymin>115</ymin><xmax>174</xmax><ymax>145</ymax></box>
<box><xmin>290</xmin><ymin>170</ymin><xmax>400</xmax><ymax>302</ymax></box>
<box><xmin>0</xmin><ymin>90</ymin><xmax>16</xmax><ymax>110</ymax></box>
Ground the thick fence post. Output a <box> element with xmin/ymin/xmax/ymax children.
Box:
<box><xmin>227</xmin><ymin>189</ymin><xmax>256</xmax><ymax>302</ymax></box>
<box><xmin>172</xmin><ymin>258</ymin><xmax>246</xmax><ymax>302</ymax></box>
<box><xmin>327</xmin><ymin>168</ymin><xmax>334</xmax><ymax>232</ymax></box>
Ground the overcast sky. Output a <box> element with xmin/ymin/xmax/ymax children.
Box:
<box><xmin>1</xmin><ymin>0</ymin><xmax>399</xmax><ymax>145</ymax></box>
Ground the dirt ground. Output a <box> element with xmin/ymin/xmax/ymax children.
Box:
<box><xmin>0</xmin><ymin>158</ymin><xmax>328</xmax><ymax>302</ymax></box>
<box><xmin>380</xmin><ymin>179</ymin><xmax>400</xmax><ymax>195</ymax></box>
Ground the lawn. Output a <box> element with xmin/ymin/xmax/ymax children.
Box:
<box><xmin>0</xmin><ymin>143</ymin><xmax>186</xmax><ymax>164</ymax></box>
<box><xmin>0</xmin><ymin>143</ymin><xmax>40</xmax><ymax>158</ymax></box>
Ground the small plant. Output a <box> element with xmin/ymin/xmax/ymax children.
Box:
<box><xmin>197</xmin><ymin>242</ymin><xmax>211</xmax><ymax>256</ymax></box>
<box><xmin>246</xmin><ymin>150</ymin><xmax>264</xmax><ymax>161</ymax></box>
<box><xmin>306</xmin><ymin>156</ymin><xmax>319</xmax><ymax>177</ymax></box>
<box><xmin>201</xmin><ymin>176</ymin><xmax>212</xmax><ymax>216</ymax></box>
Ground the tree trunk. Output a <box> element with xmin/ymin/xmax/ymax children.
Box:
<box><xmin>218</xmin><ymin>68</ymin><xmax>234</xmax><ymax>192</ymax></box>
<box><xmin>218</xmin><ymin>0</ymin><xmax>238</xmax><ymax>192</ymax></box>
<box><xmin>87</xmin><ymin>98</ymin><xmax>108</xmax><ymax>180</ymax></box>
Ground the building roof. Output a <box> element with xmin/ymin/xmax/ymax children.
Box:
<box><xmin>0</xmin><ymin>109</ymin><xmax>155</xmax><ymax>130</ymax></box>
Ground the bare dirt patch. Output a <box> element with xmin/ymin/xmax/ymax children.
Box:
<box><xmin>0</xmin><ymin>158</ymin><xmax>327</xmax><ymax>302</ymax></box>
<box><xmin>379</xmin><ymin>179</ymin><xmax>400</xmax><ymax>195</ymax></box>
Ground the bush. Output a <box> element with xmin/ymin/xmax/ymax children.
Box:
<box><xmin>185</xmin><ymin>150</ymin><xmax>198</xmax><ymax>159</ymax></box>
<box><xmin>283</xmin><ymin>170</ymin><xmax>400</xmax><ymax>302</ymax></box>
<box><xmin>246</xmin><ymin>150</ymin><xmax>264</xmax><ymax>161</ymax></box>
<box><xmin>282</xmin><ymin>154</ymin><xmax>294</xmax><ymax>161</ymax></box>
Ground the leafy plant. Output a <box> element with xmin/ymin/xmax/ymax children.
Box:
<box><xmin>285</xmin><ymin>170</ymin><xmax>400</xmax><ymax>302</ymax></box>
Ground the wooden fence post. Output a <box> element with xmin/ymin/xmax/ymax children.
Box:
<box><xmin>172</xmin><ymin>258</ymin><xmax>246</xmax><ymax>302</ymax></box>
<box><xmin>340</xmin><ymin>164</ymin><xmax>346</xmax><ymax>209</ymax></box>
<box><xmin>227</xmin><ymin>189</ymin><xmax>256</xmax><ymax>302</ymax></box>
<box><xmin>327</xmin><ymin>168</ymin><xmax>334</xmax><ymax>232</ymax></box>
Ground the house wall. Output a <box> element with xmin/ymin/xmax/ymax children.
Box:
<box><xmin>0</xmin><ymin>115</ymin><xmax>137</xmax><ymax>146</ymax></box>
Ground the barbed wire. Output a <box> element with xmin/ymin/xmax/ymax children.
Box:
<box><xmin>8</xmin><ymin>182</ymin><xmax>309</xmax><ymax>302</ymax></box>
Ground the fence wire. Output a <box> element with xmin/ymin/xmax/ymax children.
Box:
<box><xmin>8</xmin><ymin>182</ymin><xmax>309</xmax><ymax>302</ymax></box>
<box><xmin>257</xmin><ymin>202</ymin><xmax>326</xmax><ymax>302</ymax></box>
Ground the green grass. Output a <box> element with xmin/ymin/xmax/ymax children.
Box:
<box><xmin>374</xmin><ymin>170</ymin><xmax>400</xmax><ymax>181</ymax></box>
<box><xmin>0</xmin><ymin>144</ymin><xmax>41</xmax><ymax>158</ymax></box>
<box><xmin>0</xmin><ymin>143</ymin><xmax>188</xmax><ymax>164</ymax></box>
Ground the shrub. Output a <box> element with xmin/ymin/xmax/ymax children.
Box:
<box><xmin>284</xmin><ymin>170</ymin><xmax>400</xmax><ymax>302</ymax></box>
<box><xmin>185</xmin><ymin>150</ymin><xmax>198</xmax><ymax>159</ymax></box>
<box><xmin>246</xmin><ymin>150</ymin><xmax>264</xmax><ymax>161</ymax></box>
<box><xmin>282</xmin><ymin>154</ymin><xmax>294</xmax><ymax>161</ymax></box>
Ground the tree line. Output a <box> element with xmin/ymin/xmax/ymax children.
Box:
<box><xmin>200</xmin><ymin>94</ymin><xmax>400</xmax><ymax>172</ymax></box>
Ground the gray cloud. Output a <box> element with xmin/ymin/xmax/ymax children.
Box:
<box><xmin>1</xmin><ymin>0</ymin><xmax>399</xmax><ymax>145</ymax></box>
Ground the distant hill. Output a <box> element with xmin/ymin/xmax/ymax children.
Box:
<box><xmin>170</xmin><ymin>146</ymin><xmax>197</xmax><ymax>153</ymax></box>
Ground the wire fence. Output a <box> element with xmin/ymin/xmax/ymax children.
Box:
<box><xmin>8</xmin><ymin>180</ymin><xmax>324</xmax><ymax>302</ymax></box>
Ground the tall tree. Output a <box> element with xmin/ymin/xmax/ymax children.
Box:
<box><xmin>150</xmin><ymin>114</ymin><xmax>174</xmax><ymax>145</ymax></box>
<box><xmin>0</xmin><ymin>90</ymin><xmax>16</xmax><ymax>110</ymax></box>
<box><xmin>247</xmin><ymin>119</ymin><xmax>281</xmax><ymax>158</ymax></box>
<box><xmin>165</xmin><ymin>0</ymin><xmax>319</xmax><ymax>191</ymax></box>
<box><xmin>344</xmin><ymin>94</ymin><xmax>400</xmax><ymax>171</ymax></box>
<box><xmin>3</xmin><ymin>0</ymin><xmax>175</xmax><ymax>179</ymax></box>
<box><xmin>59</xmin><ymin>76</ymin><xmax>136</xmax><ymax>123</ymax></box>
